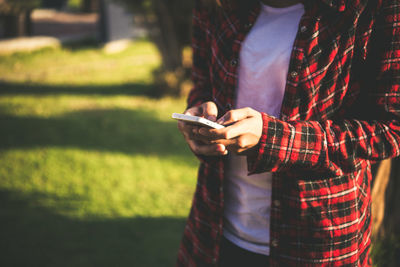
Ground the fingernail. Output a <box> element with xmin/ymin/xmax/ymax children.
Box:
<box><xmin>217</xmin><ymin>118</ymin><xmax>225</xmax><ymax>124</ymax></box>
<box><xmin>207</xmin><ymin>115</ymin><xmax>216</xmax><ymax>121</ymax></box>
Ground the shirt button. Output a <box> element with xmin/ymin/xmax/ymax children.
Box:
<box><xmin>230</xmin><ymin>59</ymin><xmax>238</xmax><ymax>67</ymax></box>
<box><xmin>271</xmin><ymin>239</ymin><xmax>279</xmax><ymax>248</ymax></box>
<box><xmin>245</xmin><ymin>22</ymin><xmax>253</xmax><ymax>29</ymax></box>
<box><xmin>273</xmin><ymin>200</ymin><xmax>281</xmax><ymax>207</ymax></box>
<box><xmin>290</xmin><ymin>71</ymin><xmax>299</xmax><ymax>79</ymax></box>
<box><xmin>300</xmin><ymin>25</ymin><xmax>307</xmax><ymax>33</ymax></box>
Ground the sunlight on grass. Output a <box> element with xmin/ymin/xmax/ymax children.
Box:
<box><xmin>0</xmin><ymin>93</ymin><xmax>196</xmax><ymax>219</ymax></box>
<box><xmin>0</xmin><ymin>95</ymin><xmax>187</xmax><ymax>118</ymax></box>
<box><xmin>0</xmin><ymin>40</ymin><xmax>195</xmax><ymax>266</ymax></box>
<box><xmin>0</xmin><ymin>40</ymin><xmax>160</xmax><ymax>85</ymax></box>
<box><xmin>0</xmin><ymin>40</ymin><xmax>197</xmax><ymax>217</ymax></box>
<box><xmin>0</xmin><ymin>148</ymin><xmax>196</xmax><ymax>219</ymax></box>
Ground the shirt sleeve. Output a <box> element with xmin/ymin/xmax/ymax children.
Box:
<box><xmin>187</xmin><ymin>0</ymin><xmax>212</xmax><ymax>109</ymax></box>
<box><xmin>248</xmin><ymin>1</ymin><xmax>400</xmax><ymax>177</ymax></box>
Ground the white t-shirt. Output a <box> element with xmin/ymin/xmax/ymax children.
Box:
<box><xmin>223</xmin><ymin>3</ymin><xmax>305</xmax><ymax>256</ymax></box>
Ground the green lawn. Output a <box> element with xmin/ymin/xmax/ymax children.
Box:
<box><xmin>0</xmin><ymin>41</ymin><xmax>197</xmax><ymax>266</ymax></box>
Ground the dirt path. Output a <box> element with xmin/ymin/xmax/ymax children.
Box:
<box><xmin>32</xmin><ymin>9</ymin><xmax>98</xmax><ymax>38</ymax></box>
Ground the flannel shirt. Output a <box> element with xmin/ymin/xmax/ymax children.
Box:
<box><xmin>177</xmin><ymin>0</ymin><xmax>400</xmax><ymax>266</ymax></box>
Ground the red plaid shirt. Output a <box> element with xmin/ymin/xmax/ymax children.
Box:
<box><xmin>177</xmin><ymin>0</ymin><xmax>400</xmax><ymax>266</ymax></box>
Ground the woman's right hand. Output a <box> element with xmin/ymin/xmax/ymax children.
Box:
<box><xmin>178</xmin><ymin>101</ymin><xmax>227</xmax><ymax>156</ymax></box>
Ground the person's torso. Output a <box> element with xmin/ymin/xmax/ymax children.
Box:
<box><xmin>179</xmin><ymin>1</ymin><xmax>382</xmax><ymax>265</ymax></box>
<box><xmin>223</xmin><ymin>3</ymin><xmax>305</xmax><ymax>256</ymax></box>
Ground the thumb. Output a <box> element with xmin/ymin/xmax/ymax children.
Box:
<box><xmin>202</xmin><ymin>101</ymin><xmax>218</xmax><ymax>121</ymax></box>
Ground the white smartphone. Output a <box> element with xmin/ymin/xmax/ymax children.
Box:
<box><xmin>172</xmin><ymin>113</ymin><xmax>225</xmax><ymax>129</ymax></box>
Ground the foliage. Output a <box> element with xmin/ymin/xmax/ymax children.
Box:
<box><xmin>0</xmin><ymin>0</ymin><xmax>40</xmax><ymax>14</ymax></box>
<box><xmin>371</xmin><ymin>235</ymin><xmax>400</xmax><ymax>267</ymax></box>
<box><xmin>67</xmin><ymin>0</ymin><xmax>82</xmax><ymax>10</ymax></box>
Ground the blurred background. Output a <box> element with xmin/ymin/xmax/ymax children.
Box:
<box><xmin>0</xmin><ymin>0</ymin><xmax>398</xmax><ymax>266</ymax></box>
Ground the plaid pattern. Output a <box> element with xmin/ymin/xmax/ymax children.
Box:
<box><xmin>178</xmin><ymin>0</ymin><xmax>400</xmax><ymax>266</ymax></box>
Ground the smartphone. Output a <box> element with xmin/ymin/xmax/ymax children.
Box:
<box><xmin>172</xmin><ymin>113</ymin><xmax>225</xmax><ymax>129</ymax></box>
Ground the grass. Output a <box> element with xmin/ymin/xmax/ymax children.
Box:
<box><xmin>0</xmin><ymin>40</ymin><xmax>158</xmax><ymax>86</ymax></box>
<box><xmin>371</xmin><ymin>235</ymin><xmax>400</xmax><ymax>267</ymax></box>
<box><xmin>0</xmin><ymin>40</ymin><xmax>197</xmax><ymax>266</ymax></box>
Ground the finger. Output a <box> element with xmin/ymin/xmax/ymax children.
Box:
<box><xmin>208</xmin><ymin>138</ymin><xmax>237</xmax><ymax>147</ymax></box>
<box><xmin>217</xmin><ymin>107</ymin><xmax>254</xmax><ymax>125</ymax></box>
<box><xmin>209</xmin><ymin>137</ymin><xmax>242</xmax><ymax>154</ymax></box>
<box><xmin>221</xmin><ymin>119</ymin><xmax>253</xmax><ymax>140</ymax></box>
<box><xmin>199</xmin><ymin>118</ymin><xmax>251</xmax><ymax>140</ymax></box>
<box><xmin>190</xmin><ymin>126</ymin><xmax>227</xmax><ymax>144</ymax></box>
<box><xmin>184</xmin><ymin>106</ymin><xmax>202</xmax><ymax>116</ymax></box>
<box><xmin>188</xmin><ymin>139</ymin><xmax>227</xmax><ymax>156</ymax></box>
<box><xmin>180</xmin><ymin>123</ymin><xmax>216</xmax><ymax>144</ymax></box>
<box><xmin>190</xmin><ymin>127</ymin><xmax>225</xmax><ymax>144</ymax></box>
<box><xmin>223</xmin><ymin>134</ymin><xmax>261</xmax><ymax>155</ymax></box>
<box><xmin>201</xmin><ymin>101</ymin><xmax>218</xmax><ymax>121</ymax></box>
<box><xmin>189</xmin><ymin>130</ymin><xmax>212</xmax><ymax>143</ymax></box>
<box><xmin>207</xmin><ymin>135</ymin><xmax>255</xmax><ymax>151</ymax></box>
<box><xmin>178</xmin><ymin>120</ymin><xmax>196</xmax><ymax>134</ymax></box>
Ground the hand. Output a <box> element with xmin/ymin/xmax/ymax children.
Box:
<box><xmin>177</xmin><ymin>101</ymin><xmax>228</xmax><ymax>156</ymax></box>
<box><xmin>195</xmin><ymin>107</ymin><xmax>263</xmax><ymax>155</ymax></box>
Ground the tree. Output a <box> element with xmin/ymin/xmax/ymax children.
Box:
<box><xmin>82</xmin><ymin>0</ymin><xmax>99</xmax><ymax>12</ymax></box>
<box><xmin>41</xmin><ymin>0</ymin><xmax>67</xmax><ymax>9</ymax></box>
<box><xmin>0</xmin><ymin>0</ymin><xmax>40</xmax><ymax>38</ymax></box>
<box><xmin>371</xmin><ymin>158</ymin><xmax>400</xmax><ymax>265</ymax></box>
<box><xmin>113</xmin><ymin>0</ymin><xmax>193</xmax><ymax>95</ymax></box>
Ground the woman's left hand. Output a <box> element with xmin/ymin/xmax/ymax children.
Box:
<box><xmin>193</xmin><ymin>107</ymin><xmax>263</xmax><ymax>155</ymax></box>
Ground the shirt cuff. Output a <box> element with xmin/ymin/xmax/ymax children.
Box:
<box><xmin>247</xmin><ymin>112</ymin><xmax>291</xmax><ymax>175</ymax></box>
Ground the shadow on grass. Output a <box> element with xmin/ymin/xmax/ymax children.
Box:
<box><xmin>0</xmin><ymin>81</ymin><xmax>159</xmax><ymax>97</ymax></box>
<box><xmin>56</xmin><ymin>37</ymin><xmax>100</xmax><ymax>51</ymax></box>
<box><xmin>0</xmin><ymin>108</ymin><xmax>193</xmax><ymax>162</ymax></box>
<box><xmin>0</xmin><ymin>189</ymin><xmax>185</xmax><ymax>267</ymax></box>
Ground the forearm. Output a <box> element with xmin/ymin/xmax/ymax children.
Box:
<box><xmin>248</xmin><ymin>113</ymin><xmax>400</xmax><ymax>176</ymax></box>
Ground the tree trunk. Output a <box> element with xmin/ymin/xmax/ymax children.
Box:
<box><xmin>153</xmin><ymin>0</ymin><xmax>183</xmax><ymax>71</ymax></box>
<box><xmin>3</xmin><ymin>10</ymin><xmax>32</xmax><ymax>38</ymax></box>
<box><xmin>148</xmin><ymin>0</ymin><xmax>185</xmax><ymax>95</ymax></box>
<box><xmin>371</xmin><ymin>158</ymin><xmax>400</xmax><ymax>239</ymax></box>
<box><xmin>82</xmin><ymin>0</ymin><xmax>100</xmax><ymax>13</ymax></box>
<box><xmin>371</xmin><ymin>159</ymin><xmax>391</xmax><ymax>239</ymax></box>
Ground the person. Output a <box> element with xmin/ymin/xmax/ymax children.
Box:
<box><xmin>176</xmin><ymin>0</ymin><xmax>400</xmax><ymax>266</ymax></box>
